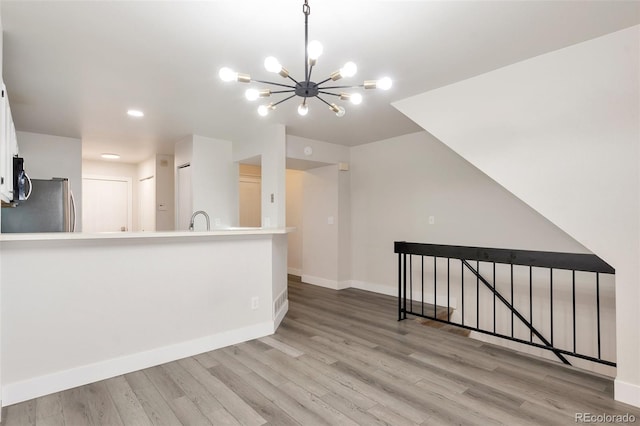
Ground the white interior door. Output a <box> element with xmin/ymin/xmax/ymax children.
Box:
<box><xmin>139</xmin><ymin>176</ymin><xmax>155</xmax><ymax>232</ymax></box>
<box><xmin>177</xmin><ymin>164</ymin><xmax>192</xmax><ymax>230</ymax></box>
<box><xmin>239</xmin><ymin>176</ymin><xmax>261</xmax><ymax>227</ymax></box>
<box><xmin>82</xmin><ymin>176</ymin><xmax>132</xmax><ymax>232</ymax></box>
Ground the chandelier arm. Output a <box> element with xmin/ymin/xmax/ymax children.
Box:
<box><xmin>316</xmin><ymin>77</ymin><xmax>333</xmax><ymax>86</ymax></box>
<box><xmin>317</xmin><ymin>91</ymin><xmax>340</xmax><ymax>97</ymax></box>
<box><xmin>314</xmin><ymin>95</ymin><xmax>333</xmax><ymax>107</ymax></box>
<box><xmin>272</xmin><ymin>94</ymin><xmax>297</xmax><ymax>107</ymax></box>
<box><xmin>252</xmin><ymin>79</ymin><xmax>296</xmax><ymax>89</ymax></box>
<box><xmin>271</xmin><ymin>90</ymin><xmax>296</xmax><ymax>94</ymax></box>
<box><xmin>307</xmin><ymin>64</ymin><xmax>315</xmax><ymax>83</ymax></box>
<box><xmin>287</xmin><ymin>75</ymin><xmax>300</xmax><ymax>85</ymax></box>
<box><xmin>318</xmin><ymin>84</ymin><xmax>365</xmax><ymax>90</ymax></box>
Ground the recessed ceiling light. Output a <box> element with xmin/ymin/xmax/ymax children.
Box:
<box><xmin>127</xmin><ymin>109</ymin><xmax>144</xmax><ymax>117</ymax></box>
<box><xmin>101</xmin><ymin>153</ymin><xmax>120</xmax><ymax>160</ymax></box>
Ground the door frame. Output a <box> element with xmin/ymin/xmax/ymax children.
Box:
<box><xmin>82</xmin><ymin>174</ymin><xmax>133</xmax><ymax>232</ymax></box>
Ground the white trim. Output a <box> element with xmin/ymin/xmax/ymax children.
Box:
<box><xmin>615</xmin><ymin>379</ymin><xmax>640</xmax><ymax>408</ymax></box>
<box><xmin>273</xmin><ymin>300</ymin><xmax>289</xmax><ymax>332</ymax></box>
<box><xmin>287</xmin><ymin>267</ymin><xmax>302</xmax><ymax>276</ymax></box>
<box><xmin>302</xmin><ymin>274</ymin><xmax>349</xmax><ymax>290</ymax></box>
<box><xmin>350</xmin><ymin>280</ymin><xmax>457</xmax><ymax>308</ymax></box>
<box><xmin>2</xmin><ymin>321</ymin><xmax>274</xmax><ymax>406</ymax></box>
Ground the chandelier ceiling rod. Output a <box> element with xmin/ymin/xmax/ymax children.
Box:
<box><xmin>218</xmin><ymin>0</ymin><xmax>392</xmax><ymax>117</ymax></box>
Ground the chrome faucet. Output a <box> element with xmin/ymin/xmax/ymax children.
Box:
<box><xmin>189</xmin><ymin>210</ymin><xmax>211</xmax><ymax>231</ymax></box>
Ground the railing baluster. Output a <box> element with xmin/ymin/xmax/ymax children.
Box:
<box><xmin>398</xmin><ymin>253</ymin><xmax>402</xmax><ymax>321</ymax></box>
<box><xmin>529</xmin><ymin>266</ymin><xmax>533</xmax><ymax>343</ymax></box>
<box><xmin>477</xmin><ymin>260</ymin><xmax>480</xmax><ymax>328</ymax></box>
<box><xmin>493</xmin><ymin>262</ymin><xmax>496</xmax><ymax>334</ymax></box>
<box><xmin>511</xmin><ymin>264</ymin><xmax>514</xmax><ymax>338</ymax></box>
<box><xmin>461</xmin><ymin>260</ymin><xmax>465</xmax><ymax>326</ymax></box>
<box><xmin>434</xmin><ymin>257</ymin><xmax>437</xmax><ymax>318</ymax></box>
<box><xmin>421</xmin><ymin>256</ymin><xmax>424</xmax><ymax>317</ymax></box>
<box><xmin>447</xmin><ymin>258</ymin><xmax>450</xmax><ymax>322</ymax></box>
<box><xmin>572</xmin><ymin>270</ymin><xmax>576</xmax><ymax>354</ymax></box>
<box><xmin>409</xmin><ymin>255</ymin><xmax>413</xmax><ymax>314</ymax></box>
<box><xmin>550</xmin><ymin>268</ymin><xmax>554</xmax><ymax>347</ymax></box>
<box><xmin>403</xmin><ymin>253</ymin><xmax>407</xmax><ymax>320</ymax></box>
<box><xmin>596</xmin><ymin>272</ymin><xmax>601</xmax><ymax>360</ymax></box>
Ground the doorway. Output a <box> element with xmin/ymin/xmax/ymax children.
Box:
<box><xmin>82</xmin><ymin>175</ymin><xmax>132</xmax><ymax>232</ymax></box>
<box><xmin>238</xmin><ymin>163</ymin><xmax>262</xmax><ymax>227</ymax></box>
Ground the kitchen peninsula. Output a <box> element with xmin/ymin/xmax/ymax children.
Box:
<box><xmin>0</xmin><ymin>227</ymin><xmax>290</xmax><ymax>405</ymax></box>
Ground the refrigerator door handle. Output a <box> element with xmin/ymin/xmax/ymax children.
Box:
<box><xmin>24</xmin><ymin>172</ymin><xmax>33</xmax><ymax>200</ymax></box>
<box><xmin>70</xmin><ymin>190</ymin><xmax>77</xmax><ymax>232</ymax></box>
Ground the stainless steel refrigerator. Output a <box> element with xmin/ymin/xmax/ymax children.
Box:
<box><xmin>1</xmin><ymin>178</ymin><xmax>76</xmax><ymax>233</ymax></box>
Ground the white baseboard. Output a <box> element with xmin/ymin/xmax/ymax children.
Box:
<box><xmin>2</xmin><ymin>321</ymin><xmax>274</xmax><ymax>406</ymax></box>
<box><xmin>287</xmin><ymin>268</ymin><xmax>302</xmax><ymax>276</ymax></box>
<box><xmin>615</xmin><ymin>379</ymin><xmax>640</xmax><ymax>408</ymax></box>
<box><xmin>350</xmin><ymin>280</ymin><xmax>457</xmax><ymax>308</ymax></box>
<box><xmin>273</xmin><ymin>300</ymin><xmax>289</xmax><ymax>331</ymax></box>
<box><xmin>301</xmin><ymin>274</ymin><xmax>349</xmax><ymax>290</ymax></box>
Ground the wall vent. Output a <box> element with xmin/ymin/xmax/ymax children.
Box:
<box><xmin>274</xmin><ymin>288</ymin><xmax>288</xmax><ymax>318</ymax></box>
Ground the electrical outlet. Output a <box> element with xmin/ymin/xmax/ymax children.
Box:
<box><xmin>428</xmin><ymin>216</ymin><xmax>435</xmax><ymax>225</ymax></box>
<box><xmin>251</xmin><ymin>297</ymin><xmax>259</xmax><ymax>310</ymax></box>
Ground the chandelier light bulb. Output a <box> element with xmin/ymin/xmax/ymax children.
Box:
<box><xmin>350</xmin><ymin>93</ymin><xmax>363</xmax><ymax>105</ymax></box>
<box><xmin>336</xmin><ymin>106</ymin><xmax>346</xmax><ymax>117</ymax></box>
<box><xmin>264</xmin><ymin>56</ymin><xmax>282</xmax><ymax>73</ymax></box>
<box><xmin>258</xmin><ymin>105</ymin><xmax>269</xmax><ymax>117</ymax></box>
<box><xmin>377</xmin><ymin>77</ymin><xmax>392</xmax><ymax>90</ymax></box>
<box><xmin>340</xmin><ymin>61</ymin><xmax>357</xmax><ymax>78</ymax></box>
<box><xmin>308</xmin><ymin>40</ymin><xmax>323</xmax><ymax>60</ymax></box>
<box><xmin>245</xmin><ymin>89</ymin><xmax>259</xmax><ymax>101</ymax></box>
<box><xmin>219</xmin><ymin>67</ymin><xmax>237</xmax><ymax>82</ymax></box>
<box><xmin>297</xmin><ymin>103</ymin><xmax>309</xmax><ymax>116</ymax></box>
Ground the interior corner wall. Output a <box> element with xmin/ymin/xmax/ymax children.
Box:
<box><xmin>16</xmin><ymin>131</ymin><xmax>83</xmax><ymax>231</ymax></box>
<box><xmin>349</xmin><ymin>131</ymin><xmax>589</xmax><ymax>294</ymax></box>
<box><xmin>83</xmin><ymin>160</ymin><xmax>140</xmax><ymax>231</ymax></box>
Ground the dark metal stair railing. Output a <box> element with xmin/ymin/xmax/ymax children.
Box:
<box><xmin>395</xmin><ymin>241</ymin><xmax>616</xmax><ymax>367</ymax></box>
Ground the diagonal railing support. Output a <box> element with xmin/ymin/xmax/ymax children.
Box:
<box><xmin>461</xmin><ymin>260</ymin><xmax>570</xmax><ymax>365</ymax></box>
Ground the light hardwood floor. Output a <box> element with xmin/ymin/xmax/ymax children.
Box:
<box><xmin>3</xmin><ymin>277</ymin><xmax>640</xmax><ymax>425</ymax></box>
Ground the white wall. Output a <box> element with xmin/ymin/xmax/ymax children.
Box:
<box><xmin>287</xmin><ymin>135</ymin><xmax>350</xmax><ymax>165</ymax></box>
<box><xmin>350</xmin><ymin>131</ymin><xmax>588</xmax><ymax>292</ymax></box>
<box><xmin>393</xmin><ymin>26</ymin><xmax>640</xmax><ymax>406</ymax></box>
<box><xmin>17</xmin><ymin>131</ymin><xmax>83</xmax><ymax>231</ymax></box>
<box><xmin>286</xmin><ymin>169</ymin><xmax>303</xmax><ymax>275</ymax></box>
<box><xmin>83</xmin><ymin>160</ymin><xmax>139</xmax><ymax>231</ymax></box>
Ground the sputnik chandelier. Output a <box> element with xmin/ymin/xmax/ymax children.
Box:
<box><xmin>218</xmin><ymin>0</ymin><xmax>392</xmax><ymax>118</ymax></box>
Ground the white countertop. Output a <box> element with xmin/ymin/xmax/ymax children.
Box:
<box><xmin>0</xmin><ymin>227</ymin><xmax>294</xmax><ymax>242</ymax></box>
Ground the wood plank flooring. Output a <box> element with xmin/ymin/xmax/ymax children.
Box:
<box><xmin>4</xmin><ymin>277</ymin><xmax>640</xmax><ymax>425</ymax></box>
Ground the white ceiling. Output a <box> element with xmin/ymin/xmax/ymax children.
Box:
<box><xmin>1</xmin><ymin>0</ymin><xmax>638</xmax><ymax>164</ymax></box>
